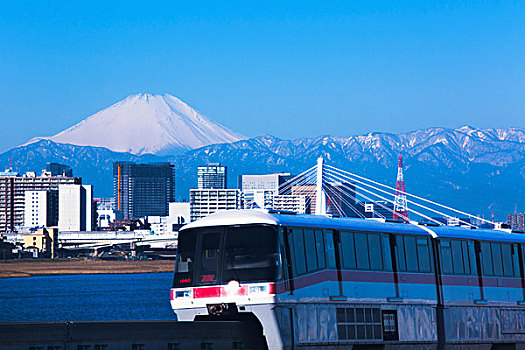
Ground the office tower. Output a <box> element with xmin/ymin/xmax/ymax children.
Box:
<box><xmin>0</xmin><ymin>171</ymin><xmax>81</xmax><ymax>232</ymax></box>
<box><xmin>273</xmin><ymin>195</ymin><xmax>310</xmax><ymax>214</ymax></box>
<box><xmin>507</xmin><ymin>213</ymin><xmax>525</xmax><ymax>231</ymax></box>
<box><xmin>45</xmin><ymin>163</ymin><xmax>73</xmax><ymax>177</ymax></box>
<box><xmin>114</xmin><ymin>162</ymin><xmax>175</xmax><ymax>219</ymax></box>
<box><xmin>24</xmin><ymin>190</ymin><xmax>58</xmax><ymax>228</ymax></box>
<box><xmin>197</xmin><ymin>163</ymin><xmax>227</xmax><ymax>189</ymax></box>
<box><xmin>240</xmin><ymin>173</ymin><xmax>293</xmax><ymax>209</ymax></box>
<box><xmin>58</xmin><ymin>184</ymin><xmax>94</xmax><ymax>231</ymax></box>
<box><xmin>189</xmin><ymin>189</ymin><xmax>241</xmax><ymax>222</ymax></box>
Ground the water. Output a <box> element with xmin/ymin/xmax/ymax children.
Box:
<box><xmin>0</xmin><ymin>273</ymin><xmax>176</xmax><ymax>322</ymax></box>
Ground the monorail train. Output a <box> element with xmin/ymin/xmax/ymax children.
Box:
<box><xmin>170</xmin><ymin>210</ymin><xmax>525</xmax><ymax>349</ymax></box>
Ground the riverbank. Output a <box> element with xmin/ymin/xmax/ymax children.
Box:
<box><xmin>0</xmin><ymin>259</ymin><xmax>175</xmax><ymax>278</ymax></box>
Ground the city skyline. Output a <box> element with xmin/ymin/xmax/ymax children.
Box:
<box><xmin>1</xmin><ymin>1</ymin><xmax>525</xmax><ymax>152</ymax></box>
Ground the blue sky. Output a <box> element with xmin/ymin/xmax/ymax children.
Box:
<box><xmin>1</xmin><ymin>1</ymin><xmax>524</xmax><ymax>152</ymax></box>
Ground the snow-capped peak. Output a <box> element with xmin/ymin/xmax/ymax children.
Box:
<box><xmin>25</xmin><ymin>93</ymin><xmax>246</xmax><ymax>155</ymax></box>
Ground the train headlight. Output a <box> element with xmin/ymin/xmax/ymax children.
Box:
<box><xmin>249</xmin><ymin>285</ymin><xmax>268</xmax><ymax>294</ymax></box>
<box><xmin>175</xmin><ymin>289</ymin><xmax>193</xmax><ymax>298</ymax></box>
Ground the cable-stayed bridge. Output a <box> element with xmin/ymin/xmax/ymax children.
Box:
<box><xmin>278</xmin><ymin>157</ymin><xmax>499</xmax><ymax>230</ymax></box>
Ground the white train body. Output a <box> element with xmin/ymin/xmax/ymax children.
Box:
<box><xmin>171</xmin><ymin>210</ymin><xmax>525</xmax><ymax>349</ymax></box>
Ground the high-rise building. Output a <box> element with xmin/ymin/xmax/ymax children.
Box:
<box><xmin>197</xmin><ymin>163</ymin><xmax>227</xmax><ymax>189</ymax></box>
<box><xmin>508</xmin><ymin>213</ymin><xmax>525</xmax><ymax>231</ymax></box>
<box><xmin>113</xmin><ymin>162</ymin><xmax>175</xmax><ymax>219</ymax></box>
<box><xmin>190</xmin><ymin>189</ymin><xmax>241</xmax><ymax>221</ymax></box>
<box><xmin>0</xmin><ymin>172</ymin><xmax>81</xmax><ymax>232</ymax></box>
<box><xmin>24</xmin><ymin>190</ymin><xmax>58</xmax><ymax>228</ymax></box>
<box><xmin>58</xmin><ymin>184</ymin><xmax>94</xmax><ymax>231</ymax></box>
<box><xmin>240</xmin><ymin>173</ymin><xmax>294</xmax><ymax>209</ymax></box>
<box><xmin>45</xmin><ymin>163</ymin><xmax>73</xmax><ymax>177</ymax></box>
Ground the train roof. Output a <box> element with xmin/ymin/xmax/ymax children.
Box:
<box><xmin>180</xmin><ymin>209</ymin><xmax>525</xmax><ymax>244</ymax></box>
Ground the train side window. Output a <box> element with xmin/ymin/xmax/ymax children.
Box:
<box><xmin>355</xmin><ymin>232</ymin><xmax>370</xmax><ymax>270</ymax></box>
<box><xmin>468</xmin><ymin>241</ymin><xmax>477</xmax><ymax>275</ymax></box>
<box><xmin>304</xmin><ymin>229</ymin><xmax>318</xmax><ymax>273</ymax></box>
<box><xmin>340</xmin><ymin>231</ymin><xmax>356</xmax><ymax>269</ymax></box>
<box><xmin>512</xmin><ymin>244</ymin><xmax>521</xmax><ymax>277</ymax></box>
<box><xmin>395</xmin><ymin>235</ymin><xmax>407</xmax><ymax>272</ymax></box>
<box><xmin>290</xmin><ymin>229</ymin><xmax>307</xmax><ymax>275</ymax></box>
<box><xmin>501</xmin><ymin>243</ymin><xmax>514</xmax><ymax>277</ymax></box>
<box><xmin>451</xmin><ymin>240</ymin><xmax>465</xmax><ymax>274</ymax></box>
<box><xmin>492</xmin><ymin>243</ymin><xmax>504</xmax><ymax>276</ymax></box>
<box><xmin>382</xmin><ymin>234</ymin><xmax>392</xmax><ymax>271</ymax></box>
<box><xmin>417</xmin><ymin>238</ymin><xmax>431</xmax><ymax>273</ymax></box>
<box><xmin>461</xmin><ymin>241</ymin><xmax>471</xmax><ymax>275</ymax></box>
<box><xmin>481</xmin><ymin>242</ymin><xmax>494</xmax><ymax>276</ymax></box>
<box><xmin>315</xmin><ymin>230</ymin><xmax>326</xmax><ymax>270</ymax></box>
<box><xmin>440</xmin><ymin>240</ymin><xmax>453</xmax><ymax>275</ymax></box>
<box><xmin>368</xmin><ymin>233</ymin><xmax>383</xmax><ymax>271</ymax></box>
<box><xmin>404</xmin><ymin>236</ymin><xmax>418</xmax><ymax>272</ymax></box>
<box><xmin>324</xmin><ymin>231</ymin><xmax>337</xmax><ymax>269</ymax></box>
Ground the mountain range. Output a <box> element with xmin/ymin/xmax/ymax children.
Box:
<box><xmin>3</xmin><ymin>126</ymin><xmax>525</xmax><ymax>220</ymax></box>
<box><xmin>3</xmin><ymin>93</ymin><xmax>525</xmax><ymax>220</ymax></box>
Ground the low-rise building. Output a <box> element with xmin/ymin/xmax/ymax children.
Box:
<box><xmin>23</xmin><ymin>227</ymin><xmax>58</xmax><ymax>258</ymax></box>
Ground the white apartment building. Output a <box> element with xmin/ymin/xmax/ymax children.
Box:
<box><xmin>190</xmin><ymin>189</ymin><xmax>241</xmax><ymax>222</ymax></box>
<box><xmin>273</xmin><ymin>194</ymin><xmax>310</xmax><ymax>214</ymax></box>
<box><xmin>24</xmin><ymin>190</ymin><xmax>58</xmax><ymax>228</ymax></box>
<box><xmin>58</xmin><ymin>184</ymin><xmax>93</xmax><ymax>231</ymax></box>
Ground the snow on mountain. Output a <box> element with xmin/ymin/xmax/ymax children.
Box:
<box><xmin>25</xmin><ymin>93</ymin><xmax>246</xmax><ymax>155</ymax></box>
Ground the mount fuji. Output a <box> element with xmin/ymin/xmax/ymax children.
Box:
<box><xmin>25</xmin><ymin>93</ymin><xmax>246</xmax><ymax>156</ymax></box>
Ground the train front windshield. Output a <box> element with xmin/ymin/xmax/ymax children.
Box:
<box><xmin>173</xmin><ymin>225</ymin><xmax>279</xmax><ymax>288</ymax></box>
